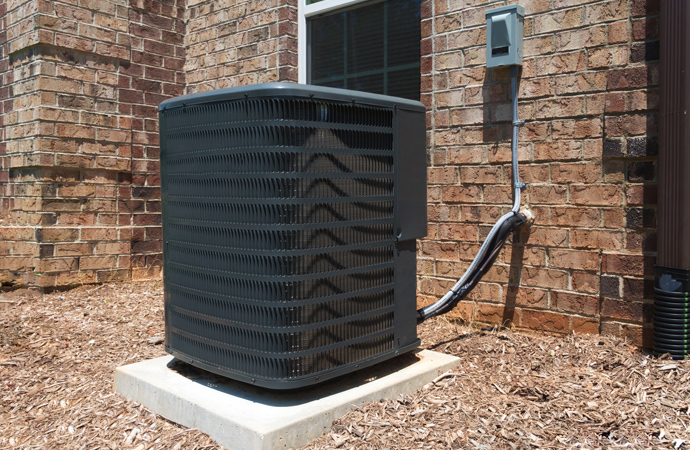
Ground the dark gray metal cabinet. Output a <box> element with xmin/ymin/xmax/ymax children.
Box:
<box><xmin>159</xmin><ymin>83</ymin><xmax>426</xmax><ymax>389</ymax></box>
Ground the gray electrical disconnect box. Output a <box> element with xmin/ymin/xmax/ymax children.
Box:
<box><xmin>485</xmin><ymin>5</ymin><xmax>524</xmax><ymax>68</ymax></box>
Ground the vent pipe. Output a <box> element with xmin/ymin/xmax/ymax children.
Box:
<box><xmin>655</xmin><ymin>0</ymin><xmax>690</xmax><ymax>358</ymax></box>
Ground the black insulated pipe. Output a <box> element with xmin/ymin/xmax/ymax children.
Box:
<box><xmin>417</xmin><ymin>66</ymin><xmax>528</xmax><ymax>323</ymax></box>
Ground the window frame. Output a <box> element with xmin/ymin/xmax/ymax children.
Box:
<box><xmin>297</xmin><ymin>0</ymin><xmax>372</xmax><ymax>84</ymax></box>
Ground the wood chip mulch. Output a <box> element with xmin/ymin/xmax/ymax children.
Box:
<box><xmin>1</xmin><ymin>281</ymin><xmax>689</xmax><ymax>449</ymax></box>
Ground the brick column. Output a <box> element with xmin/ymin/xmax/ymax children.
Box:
<box><xmin>0</xmin><ymin>0</ymin><xmax>185</xmax><ymax>289</ymax></box>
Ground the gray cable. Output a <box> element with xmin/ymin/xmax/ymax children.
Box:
<box><xmin>510</xmin><ymin>66</ymin><xmax>523</xmax><ymax>213</ymax></box>
<box><xmin>418</xmin><ymin>66</ymin><xmax>525</xmax><ymax>320</ymax></box>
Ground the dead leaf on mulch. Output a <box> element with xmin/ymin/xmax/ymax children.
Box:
<box><xmin>2</xmin><ymin>282</ymin><xmax>690</xmax><ymax>449</ymax></box>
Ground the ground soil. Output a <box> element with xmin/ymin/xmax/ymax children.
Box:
<box><xmin>1</xmin><ymin>281</ymin><xmax>688</xmax><ymax>449</ymax></box>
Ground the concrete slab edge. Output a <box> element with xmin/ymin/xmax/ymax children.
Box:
<box><xmin>114</xmin><ymin>350</ymin><xmax>460</xmax><ymax>450</ymax></box>
<box><xmin>260</xmin><ymin>350</ymin><xmax>460</xmax><ymax>449</ymax></box>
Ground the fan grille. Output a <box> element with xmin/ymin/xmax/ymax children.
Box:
<box><xmin>161</xmin><ymin>94</ymin><xmax>414</xmax><ymax>387</ymax></box>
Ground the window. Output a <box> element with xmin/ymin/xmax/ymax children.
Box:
<box><xmin>299</xmin><ymin>0</ymin><xmax>421</xmax><ymax>101</ymax></box>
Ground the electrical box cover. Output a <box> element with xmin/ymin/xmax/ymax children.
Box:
<box><xmin>485</xmin><ymin>5</ymin><xmax>524</xmax><ymax>68</ymax></box>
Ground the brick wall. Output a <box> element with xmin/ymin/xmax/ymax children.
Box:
<box><xmin>0</xmin><ymin>0</ymin><xmax>662</xmax><ymax>345</ymax></box>
<box><xmin>0</xmin><ymin>0</ymin><xmax>185</xmax><ymax>288</ymax></box>
<box><xmin>0</xmin><ymin>0</ymin><xmax>299</xmax><ymax>289</ymax></box>
<box><xmin>419</xmin><ymin>0</ymin><xmax>659</xmax><ymax>346</ymax></box>
<box><xmin>184</xmin><ymin>0</ymin><xmax>298</xmax><ymax>93</ymax></box>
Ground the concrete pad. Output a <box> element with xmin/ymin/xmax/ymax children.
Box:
<box><xmin>114</xmin><ymin>350</ymin><xmax>460</xmax><ymax>450</ymax></box>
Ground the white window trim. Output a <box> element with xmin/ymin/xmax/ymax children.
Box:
<box><xmin>298</xmin><ymin>0</ymin><xmax>372</xmax><ymax>84</ymax></box>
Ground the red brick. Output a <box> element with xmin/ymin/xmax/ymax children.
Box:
<box><xmin>524</xmin><ymin>35</ymin><xmax>555</xmax><ymax>58</ymax></box>
<box><xmin>521</xmin><ymin>309</ymin><xmax>570</xmax><ymax>334</ymax></box>
<box><xmin>98</xmin><ymin>269</ymin><xmax>132</xmax><ymax>283</ymax></box>
<box><xmin>428</xmin><ymin>204</ymin><xmax>461</xmax><ymax>222</ymax></box>
<box><xmin>419</xmin><ymin>277</ymin><xmax>455</xmax><ymax>297</ymax></box>
<box><xmin>529</xmin><ymin>185</ymin><xmax>567</xmax><ymax>204</ymax></box>
<box><xmin>622</xmin><ymin>276</ymin><xmax>653</xmax><ymax>299</ymax></box>
<box><xmin>449</xmin><ymin>108</ymin><xmax>484</xmax><ymax>126</ymax></box>
<box><xmin>56</xmin><ymin>124</ymin><xmax>94</xmax><ymax>140</ymax></box>
<box><xmin>536</xmin><ymin>52</ymin><xmax>587</xmax><ymax>78</ymax></box>
<box><xmin>461</xmin><ymin>166</ymin><xmax>502</xmax><ymax>184</ymax></box>
<box><xmin>507</xmin><ymin>246</ymin><xmax>547</xmax><ymax>266</ymax></box>
<box><xmin>586</xmin><ymin>0</ymin><xmax>628</xmax><ymax>23</ymax></box>
<box><xmin>461</xmin><ymin>205</ymin><xmax>504</xmax><ymax>223</ymax></box>
<box><xmin>602</xmin><ymin>208</ymin><xmax>625</xmax><ymax>228</ymax></box>
<box><xmin>536</xmin><ymin>97</ymin><xmax>585</xmax><ymax>119</ymax></box>
<box><xmin>625</xmin><ymin>229</ymin><xmax>657</xmax><ymax>252</ymax></box>
<box><xmin>36</xmin><ymin>257</ymin><xmax>78</xmax><ymax>273</ymax></box>
<box><xmin>631</xmin><ymin>0</ymin><xmax>659</xmax><ymax>17</ymax></box>
<box><xmin>602</xmin><ymin>253</ymin><xmax>651</xmax><ymax>276</ymax></box>
<box><xmin>534</xmin><ymin>141</ymin><xmax>583</xmax><ymax>161</ymax></box>
<box><xmin>0</xmin><ymin>257</ymin><xmax>33</xmax><ymax>271</ymax></box>
<box><xmin>457</xmin><ymin>241</ymin><xmax>482</xmax><ymax>261</ymax></box>
<box><xmin>601</xmin><ymin>298</ymin><xmax>651</xmax><ymax>323</ymax></box>
<box><xmin>438</xmin><ymin>223</ymin><xmax>477</xmax><ymax>241</ymax></box>
<box><xmin>632</xmin><ymin>16</ymin><xmax>659</xmax><ymax>41</ymax></box>
<box><xmin>80</xmin><ymin>227</ymin><xmax>118</xmax><ymax>241</ymax></box>
<box><xmin>131</xmin><ymin>239</ymin><xmax>162</xmax><ymax>254</ymax></box>
<box><xmin>448</xmin><ymin>146</ymin><xmax>486</xmax><ymax>164</ymax></box>
<box><xmin>572</xmin><ymin>271</ymin><xmax>600</xmax><ymax>294</ymax></box>
<box><xmin>38</xmin><ymin>228</ymin><xmax>79</xmax><ymax>242</ymax></box>
<box><xmin>79</xmin><ymin>256</ymin><xmax>117</xmax><ymax>270</ymax></box>
<box><xmin>435</xmin><ymin>259</ymin><xmax>465</xmax><ymax>278</ymax></box>
<box><xmin>465</xmin><ymin>282</ymin><xmax>502</xmax><ymax>303</ymax></box>
<box><xmin>516</xmin><ymin>164</ymin><xmax>550</xmax><ymax>184</ymax></box>
<box><xmin>473</xmin><ymin>302</ymin><xmax>513</xmax><ymax>326</ymax></box>
<box><xmin>442</xmin><ymin>185</ymin><xmax>482</xmax><ymax>203</ymax></box>
<box><xmin>620</xmin><ymin>323</ymin><xmax>653</xmax><ymax>348</ymax></box>
<box><xmin>522</xmin><ymin>266</ymin><xmax>569</xmax><ymax>290</ymax></box>
<box><xmin>533</xmin><ymin>8</ymin><xmax>584</xmax><ymax>34</ymax></box>
<box><xmin>56</xmin><ymin>270</ymin><xmax>97</xmax><ymax>286</ymax></box>
<box><xmin>571</xmin><ymin>229</ymin><xmax>624</xmax><ymax>250</ymax></box>
<box><xmin>52</xmin><ymin>243</ymin><xmax>92</xmax><ymax>257</ymax></box>
<box><xmin>428</xmin><ymin>167</ymin><xmax>458</xmax><ymax>185</ymax></box>
<box><xmin>552</xmin><ymin>118</ymin><xmax>603</xmax><ymax>139</ymax></box>
<box><xmin>56</xmin><ymin>213</ymin><xmax>96</xmax><ymax>226</ymax></box>
<box><xmin>608</xmin><ymin>66</ymin><xmax>656</xmax><ymax>90</ymax></box>
<box><xmin>465</xmin><ymin>84</ymin><xmax>505</xmax><ymax>105</ymax></box>
<box><xmin>526</xmin><ymin>226</ymin><xmax>569</xmax><ymax>247</ymax></box>
<box><xmin>608</xmin><ymin>21</ymin><xmax>629</xmax><ymax>44</ymax></box>
<box><xmin>483</xmin><ymin>185</ymin><xmax>512</xmax><ymax>204</ymax></box>
<box><xmin>549</xmin><ymin>248</ymin><xmax>600</xmax><ymax>271</ymax></box>
<box><xmin>552</xmin><ymin>291</ymin><xmax>599</xmax><ymax>316</ymax></box>
<box><xmin>570</xmin><ymin>184</ymin><xmax>622</xmax><ymax>206</ymax></box>
<box><xmin>605</xmin><ymin>114</ymin><xmax>656</xmax><ymax>137</ymax></box>
<box><xmin>421</xmin><ymin>241</ymin><xmax>458</xmax><ymax>260</ymax></box>
<box><xmin>506</xmin><ymin>286</ymin><xmax>549</xmax><ymax>309</ymax></box>
<box><xmin>572</xmin><ymin>317</ymin><xmax>599</xmax><ymax>335</ymax></box>
<box><xmin>589</xmin><ymin>47</ymin><xmax>629</xmax><ymax>69</ymax></box>
<box><xmin>55</xmin><ymin>3</ymin><xmax>93</xmax><ymax>22</ymax></box>
<box><xmin>552</xmin><ymin>162</ymin><xmax>602</xmax><ymax>184</ymax></box>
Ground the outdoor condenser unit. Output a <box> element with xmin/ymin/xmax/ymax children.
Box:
<box><xmin>158</xmin><ymin>83</ymin><xmax>427</xmax><ymax>389</ymax></box>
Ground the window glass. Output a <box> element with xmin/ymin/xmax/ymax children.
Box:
<box><xmin>308</xmin><ymin>0</ymin><xmax>421</xmax><ymax>101</ymax></box>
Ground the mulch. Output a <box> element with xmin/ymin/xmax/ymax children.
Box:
<box><xmin>1</xmin><ymin>281</ymin><xmax>688</xmax><ymax>449</ymax></box>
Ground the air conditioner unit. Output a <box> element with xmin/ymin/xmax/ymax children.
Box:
<box><xmin>158</xmin><ymin>83</ymin><xmax>426</xmax><ymax>389</ymax></box>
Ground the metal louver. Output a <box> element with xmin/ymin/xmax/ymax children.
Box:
<box><xmin>159</xmin><ymin>83</ymin><xmax>426</xmax><ymax>389</ymax></box>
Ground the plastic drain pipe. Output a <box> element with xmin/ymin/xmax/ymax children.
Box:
<box><xmin>417</xmin><ymin>66</ymin><xmax>530</xmax><ymax>323</ymax></box>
